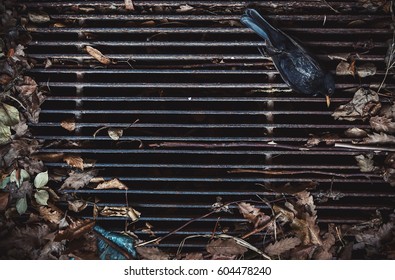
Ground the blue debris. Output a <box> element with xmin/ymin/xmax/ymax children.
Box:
<box><xmin>94</xmin><ymin>225</ymin><xmax>137</xmax><ymax>260</ymax></box>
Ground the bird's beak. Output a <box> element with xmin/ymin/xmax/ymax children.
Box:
<box><xmin>326</xmin><ymin>95</ymin><xmax>331</xmax><ymax>108</ymax></box>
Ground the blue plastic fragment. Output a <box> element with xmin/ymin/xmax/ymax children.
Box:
<box><xmin>94</xmin><ymin>225</ymin><xmax>137</xmax><ymax>260</ymax></box>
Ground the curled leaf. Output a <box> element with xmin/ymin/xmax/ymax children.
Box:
<box><xmin>60</xmin><ymin>170</ymin><xmax>97</xmax><ymax>190</ymax></box>
<box><xmin>108</xmin><ymin>127</ymin><xmax>123</xmax><ymax>140</ymax></box>
<box><xmin>332</xmin><ymin>88</ymin><xmax>380</xmax><ymax>121</ymax></box>
<box><xmin>63</xmin><ymin>155</ymin><xmax>84</xmax><ymax>170</ymax></box>
<box><xmin>370</xmin><ymin>116</ymin><xmax>395</xmax><ymax>134</ymax></box>
<box><xmin>356</xmin><ymin>63</ymin><xmax>377</xmax><ymax>78</ymax></box>
<box><xmin>238</xmin><ymin>202</ymin><xmax>270</xmax><ymax>228</ymax></box>
<box><xmin>95</xmin><ymin>178</ymin><xmax>128</xmax><ymax>190</ymax></box>
<box><xmin>85</xmin><ymin>46</ymin><xmax>111</xmax><ymax>65</ymax></box>
<box><xmin>28</xmin><ymin>11</ymin><xmax>50</xmax><ymax>23</ymax></box>
<box><xmin>100</xmin><ymin>206</ymin><xmax>141</xmax><ymax>222</ymax></box>
<box><xmin>355</xmin><ymin>154</ymin><xmax>376</xmax><ymax>172</ymax></box>
<box><xmin>344</xmin><ymin>127</ymin><xmax>368</xmax><ymax>138</ymax></box>
<box><xmin>336</xmin><ymin>61</ymin><xmax>355</xmax><ymax>76</ymax></box>
<box><xmin>60</xmin><ymin>118</ymin><xmax>76</xmax><ymax>131</ymax></box>
<box><xmin>68</xmin><ymin>200</ymin><xmax>88</xmax><ymax>212</ymax></box>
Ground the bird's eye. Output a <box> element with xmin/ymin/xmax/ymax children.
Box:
<box><xmin>328</xmin><ymin>88</ymin><xmax>333</xmax><ymax>94</ymax></box>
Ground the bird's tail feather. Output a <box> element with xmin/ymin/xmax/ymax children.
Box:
<box><xmin>240</xmin><ymin>9</ymin><xmax>277</xmax><ymax>42</ymax></box>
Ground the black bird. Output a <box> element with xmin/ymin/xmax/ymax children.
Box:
<box><xmin>240</xmin><ymin>9</ymin><xmax>335</xmax><ymax>107</ymax></box>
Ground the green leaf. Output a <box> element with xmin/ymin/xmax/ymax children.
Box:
<box><xmin>34</xmin><ymin>190</ymin><xmax>49</xmax><ymax>206</ymax></box>
<box><xmin>10</xmin><ymin>169</ymin><xmax>30</xmax><ymax>188</ymax></box>
<box><xmin>0</xmin><ymin>103</ymin><xmax>20</xmax><ymax>126</ymax></box>
<box><xmin>34</xmin><ymin>171</ymin><xmax>48</xmax><ymax>188</ymax></box>
<box><xmin>0</xmin><ymin>123</ymin><xmax>11</xmax><ymax>145</ymax></box>
<box><xmin>16</xmin><ymin>196</ymin><xmax>28</xmax><ymax>215</ymax></box>
<box><xmin>0</xmin><ymin>176</ymin><xmax>10</xmax><ymax>189</ymax></box>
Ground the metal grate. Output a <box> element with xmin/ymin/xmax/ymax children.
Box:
<box><xmin>25</xmin><ymin>0</ymin><xmax>395</xmax><ymax>250</ymax></box>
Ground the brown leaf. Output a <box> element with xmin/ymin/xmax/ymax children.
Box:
<box><xmin>108</xmin><ymin>127</ymin><xmax>123</xmax><ymax>140</ymax></box>
<box><xmin>238</xmin><ymin>202</ymin><xmax>270</xmax><ymax>228</ymax></box>
<box><xmin>306</xmin><ymin>133</ymin><xmax>339</xmax><ymax>147</ymax></box>
<box><xmin>0</xmin><ymin>192</ymin><xmax>9</xmax><ymax>211</ymax></box>
<box><xmin>85</xmin><ymin>46</ymin><xmax>111</xmax><ymax>65</ymax></box>
<box><xmin>336</xmin><ymin>61</ymin><xmax>355</xmax><ymax>76</ymax></box>
<box><xmin>295</xmin><ymin>191</ymin><xmax>317</xmax><ymax>217</ymax></box>
<box><xmin>38</xmin><ymin>205</ymin><xmax>63</xmax><ymax>224</ymax></box>
<box><xmin>15</xmin><ymin>76</ymin><xmax>37</xmax><ymax>95</ymax></box>
<box><xmin>68</xmin><ymin>200</ymin><xmax>88</xmax><ymax>212</ymax></box>
<box><xmin>28</xmin><ymin>11</ymin><xmax>50</xmax><ymax>23</ymax></box>
<box><xmin>124</xmin><ymin>0</ymin><xmax>135</xmax><ymax>10</ymax></box>
<box><xmin>184</xmin><ymin>252</ymin><xmax>204</xmax><ymax>260</ymax></box>
<box><xmin>332</xmin><ymin>88</ymin><xmax>380</xmax><ymax>122</ymax></box>
<box><xmin>264</xmin><ymin>237</ymin><xmax>301</xmax><ymax>257</ymax></box>
<box><xmin>206</xmin><ymin>238</ymin><xmax>248</xmax><ymax>257</ymax></box>
<box><xmin>32</xmin><ymin>153</ymin><xmax>64</xmax><ymax>162</ymax></box>
<box><xmin>63</xmin><ymin>155</ymin><xmax>84</xmax><ymax>170</ymax></box>
<box><xmin>362</xmin><ymin>132</ymin><xmax>395</xmax><ymax>144</ymax></box>
<box><xmin>136</xmin><ymin>247</ymin><xmax>169</xmax><ymax>260</ymax></box>
<box><xmin>55</xmin><ymin>219</ymin><xmax>95</xmax><ymax>242</ymax></box>
<box><xmin>100</xmin><ymin>206</ymin><xmax>141</xmax><ymax>222</ymax></box>
<box><xmin>95</xmin><ymin>178</ymin><xmax>128</xmax><ymax>190</ymax></box>
<box><xmin>356</xmin><ymin>63</ymin><xmax>377</xmax><ymax>77</ymax></box>
<box><xmin>344</xmin><ymin>127</ymin><xmax>368</xmax><ymax>138</ymax></box>
<box><xmin>60</xmin><ymin>118</ymin><xmax>76</xmax><ymax>131</ymax></box>
<box><xmin>0</xmin><ymin>74</ymin><xmax>12</xmax><ymax>85</ymax></box>
<box><xmin>60</xmin><ymin>170</ymin><xmax>97</xmax><ymax>190</ymax></box>
<box><xmin>370</xmin><ymin>116</ymin><xmax>395</xmax><ymax>134</ymax></box>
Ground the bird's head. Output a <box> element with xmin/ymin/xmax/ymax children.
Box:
<box><xmin>323</xmin><ymin>73</ymin><xmax>335</xmax><ymax>107</ymax></box>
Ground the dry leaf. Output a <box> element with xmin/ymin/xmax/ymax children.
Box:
<box><xmin>332</xmin><ymin>88</ymin><xmax>380</xmax><ymax>121</ymax></box>
<box><xmin>108</xmin><ymin>127</ymin><xmax>123</xmax><ymax>140</ymax></box>
<box><xmin>176</xmin><ymin>4</ymin><xmax>194</xmax><ymax>12</ymax></box>
<box><xmin>100</xmin><ymin>206</ymin><xmax>141</xmax><ymax>222</ymax></box>
<box><xmin>60</xmin><ymin>118</ymin><xmax>76</xmax><ymax>131</ymax></box>
<box><xmin>38</xmin><ymin>205</ymin><xmax>63</xmax><ymax>224</ymax></box>
<box><xmin>370</xmin><ymin>116</ymin><xmax>395</xmax><ymax>134</ymax></box>
<box><xmin>136</xmin><ymin>247</ymin><xmax>169</xmax><ymax>260</ymax></box>
<box><xmin>184</xmin><ymin>252</ymin><xmax>204</xmax><ymax>260</ymax></box>
<box><xmin>0</xmin><ymin>192</ymin><xmax>9</xmax><ymax>211</ymax></box>
<box><xmin>60</xmin><ymin>170</ymin><xmax>98</xmax><ymax>190</ymax></box>
<box><xmin>55</xmin><ymin>219</ymin><xmax>95</xmax><ymax>242</ymax></box>
<box><xmin>124</xmin><ymin>0</ymin><xmax>135</xmax><ymax>10</ymax></box>
<box><xmin>63</xmin><ymin>155</ymin><xmax>84</xmax><ymax>170</ymax></box>
<box><xmin>15</xmin><ymin>76</ymin><xmax>37</xmax><ymax>96</ymax></box>
<box><xmin>28</xmin><ymin>11</ymin><xmax>50</xmax><ymax>23</ymax></box>
<box><xmin>95</xmin><ymin>178</ymin><xmax>128</xmax><ymax>190</ymax></box>
<box><xmin>206</xmin><ymin>238</ymin><xmax>248</xmax><ymax>257</ymax></box>
<box><xmin>85</xmin><ymin>46</ymin><xmax>111</xmax><ymax>65</ymax></box>
<box><xmin>355</xmin><ymin>154</ymin><xmax>376</xmax><ymax>172</ymax></box>
<box><xmin>328</xmin><ymin>53</ymin><xmax>350</xmax><ymax>61</ymax></box>
<box><xmin>32</xmin><ymin>153</ymin><xmax>64</xmax><ymax>162</ymax></box>
<box><xmin>362</xmin><ymin>132</ymin><xmax>395</xmax><ymax>144</ymax></box>
<box><xmin>336</xmin><ymin>61</ymin><xmax>355</xmax><ymax>76</ymax></box>
<box><xmin>264</xmin><ymin>237</ymin><xmax>301</xmax><ymax>257</ymax></box>
<box><xmin>356</xmin><ymin>63</ymin><xmax>377</xmax><ymax>77</ymax></box>
<box><xmin>344</xmin><ymin>127</ymin><xmax>368</xmax><ymax>138</ymax></box>
<box><xmin>238</xmin><ymin>202</ymin><xmax>270</xmax><ymax>228</ymax></box>
<box><xmin>68</xmin><ymin>200</ymin><xmax>88</xmax><ymax>212</ymax></box>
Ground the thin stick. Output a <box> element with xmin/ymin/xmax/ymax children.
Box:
<box><xmin>335</xmin><ymin>143</ymin><xmax>395</xmax><ymax>152</ymax></box>
<box><xmin>242</xmin><ymin>213</ymin><xmax>282</xmax><ymax>239</ymax></box>
<box><xmin>321</xmin><ymin>0</ymin><xmax>340</xmax><ymax>13</ymax></box>
<box><xmin>229</xmin><ymin>168</ymin><xmax>382</xmax><ymax>178</ymax></box>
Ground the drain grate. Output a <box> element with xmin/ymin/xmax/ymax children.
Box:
<box><xmin>24</xmin><ymin>0</ymin><xmax>395</xmax><ymax>250</ymax></box>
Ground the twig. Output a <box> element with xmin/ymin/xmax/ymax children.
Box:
<box><xmin>6</xmin><ymin>95</ymin><xmax>27</xmax><ymax>110</ymax></box>
<box><xmin>378</xmin><ymin>30</ymin><xmax>395</xmax><ymax>93</ymax></box>
<box><xmin>242</xmin><ymin>213</ymin><xmax>282</xmax><ymax>240</ymax></box>
<box><xmin>335</xmin><ymin>143</ymin><xmax>395</xmax><ymax>152</ymax></box>
<box><xmin>321</xmin><ymin>0</ymin><xmax>340</xmax><ymax>13</ymax></box>
<box><xmin>229</xmin><ymin>168</ymin><xmax>382</xmax><ymax>178</ymax></box>
<box><xmin>177</xmin><ymin>234</ymin><xmax>271</xmax><ymax>260</ymax></box>
<box><xmin>149</xmin><ymin>141</ymin><xmax>312</xmax><ymax>151</ymax></box>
